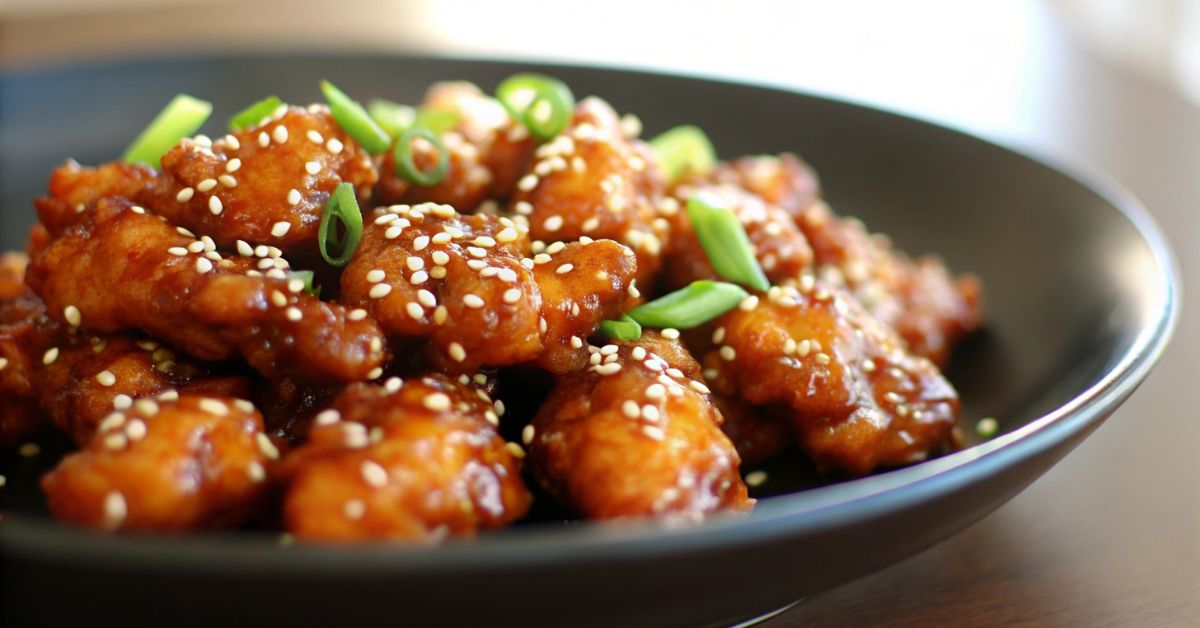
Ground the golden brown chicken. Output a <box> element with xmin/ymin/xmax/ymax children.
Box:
<box><xmin>703</xmin><ymin>282</ymin><xmax>960</xmax><ymax>475</ymax></box>
<box><xmin>41</xmin><ymin>394</ymin><xmax>273</xmax><ymax>532</ymax></box>
<box><xmin>27</xmin><ymin>197</ymin><xmax>386</xmax><ymax>382</ymax></box>
<box><xmin>0</xmin><ymin>252</ymin><xmax>51</xmax><ymax>446</ymax></box>
<box><xmin>280</xmin><ymin>375</ymin><xmax>531</xmax><ymax>542</ymax></box>
<box><xmin>528</xmin><ymin>332</ymin><xmax>752</xmax><ymax>520</ymax></box>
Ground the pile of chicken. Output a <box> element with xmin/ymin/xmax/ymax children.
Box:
<box><xmin>0</xmin><ymin>82</ymin><xmax>980</xmax><ymax>542</ymax></box>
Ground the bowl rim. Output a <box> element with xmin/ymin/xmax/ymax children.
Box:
<box><xmin>0</xmin><ymin>51</ymin><xmax>1180</xmax><ymax>574</ymax></box>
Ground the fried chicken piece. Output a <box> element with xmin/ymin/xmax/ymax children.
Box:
<box><xmin>139</xmin><ymin>105</ymin><xmax>378</xmax><ymax>257</ymax></box>
<box><xmin>27</xmin><ymin>197</ymin><xmax>386</xmax><ymax>382</ymax></box>
<box><xmin>341</xmin><ymin>202</ymin><xmax>635</xmax><ymax>373</ymax></box>
<box><xmin>528</xmin><ymin>332</ymin><xmax>752</xmax><ymax>520</ymax></box>
<box><xmin>375</xmin><ymin>82</ymin><xmax>534</xmax><ymax>211</ymax></box>
<box><xmin>281</xmin><ymin>375</ymin><xmax>531</xmax><ymax>542</ymax></box>
<box><xmin>712</xmin><ymin>396</ymin><xmax>792</xmax><ymax>467</ymax></box>
<box><xmin>713</xmin><ymin>153</ymin><xmax>821</xmax><ymax>220</ymax></box>
<box><xmin>798</xmin><ymin>201</ymin><xmax>982</xmax><ymax>364</ymax></box>
<box><xmin>509</xmin><ymin>97</ymin><xmax>669</xmax><ymax>283</ymax></box>
<box><xmin>0</xmin><ymin>253</ymin><xmax>50</xmax><ymax>446</ymax></box>
<box><xmin>704</xmin><ymin>283</ymin><xmax>960</xmax><ymax>475</ymax></box>
<box><xmin>665</xmin><ymin>182</ymin><xmax>814</xmax><ymax>288</ymax></box>
<box><xmin>33</xmin><ymin>160</ymin><xmax>159</xmax><ymax>236</ymax></box>
<box><xmin>41</xmin><ymin>394</ymin><xmax>272</xmax><ymax>532</ymax></box>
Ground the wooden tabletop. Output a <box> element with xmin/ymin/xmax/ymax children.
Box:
<box><xmin>2</xmin><ymin>4</ymin><xmax>1197</xmax><ymax>626</ymax></box>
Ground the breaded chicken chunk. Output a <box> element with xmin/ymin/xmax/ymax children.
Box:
<box><xmin>27</xmin><ymin>197</ymin><xmax>386</xmax><ymax>382</ymax></box>
<box><xmin>41</xmin><ymin>394</ymin><xmax>272</xmax><ymax>532</ymax></box>
<box><xmin>281</xmin><ymin>375</ymin><xmax>531</xmax><ymax>542</ymax></box>
<box><xmin>528</xmin><ymin>332</ymin><xmax>752</xmax><ymax>520</ymax></box>
<box><xmin>704</xmin><ymin>282</ymin><xmax>960</xmax><ymax>475</ymax></box>
<box><xmin>0</xmin><ymin>253</ymin><xmax>51</xmax><ymax>446</ymax></box>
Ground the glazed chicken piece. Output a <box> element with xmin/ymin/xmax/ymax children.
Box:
<box><xmin>41</xmin><ymin>394</ymin><xmax>273</xmax><ymax>532</ymax></box>
<box><xmin>281</xmin><ymin>375</ymin><xmax>531</xmax><ymax>542</ymax></box>
<box><xmin>712</xmin><ymin>396</ymin><xmax>793</xmax><ymax>467</ymax></box>
<box><xmin>375</xmin><ymin>82</ymin><xmax>535</xmax><ymax>211</ymax></box>
<box><xmin>797</xmin><ymin>201</ymin><xmax>982</xmax><ymax>365</ymax></box>
<box><xmin>664</xmin><ymin>182</ymin><xmax>814</xmax><ymax>288</ymax></box>
<box><xmin>712</xmin><ymin>153</ymin><xmax>822</xmax><ymax>222</ymax></box>
<box><xmin>508</xmin><ymin>97</ymin><xmax>669</xmax><ymax>284</ymax></box>
<box><xmin>138</xmin><ymin>105</ymin><xmax>378</xmax><ymax>257</ymax></box>
<box><xmin>0</xmin><ymin>252</ymin><xmax>52</xmax><ymax>446</ymax></box>
<box><xmin>33</xmin><ymin>160</ymin><xmax>159</xmax><ymax>236</ymax></box>
<box><xmin>341</xmin><ymin>202</ymin><xmax>635</xmax><ymax>373</ymax></box>
<box><xmin>27</xmin><ymin>197</ymin><xmax>386</xmax><ymax>383</ymax></box>
<box><xmin>704</xmin><ymin>282</ymin><xmax>960</xmax><ymax>475</ymax></box>
<box><xmin>528</xmin><ymin>332</ymin><xmax>752</xmax><ymax>520</ymax></box>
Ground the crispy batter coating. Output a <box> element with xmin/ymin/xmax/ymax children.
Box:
<box><xmin>704</xmin><ymin>283</ymin><xmax>959</xmax><ymax>475</ymax></box>
<box><xmin>798</xmin><ymin>201</ymin><xmax>982</xmax><ymax>364</ymax></box>
<box><xmin>665</xmin><ymin>182</ymin><xmax>814</xmax><ymax>288</ymax></box>
<box><xmin>509</xmin><ymin>97</ymin><xmax>669</xmax><ymax>284</ymax></box>
<box><xmin>41</xmin><ymin>394</ymin><xmax>272</xmax><ymax>532</ymax></box>
<box><xmin>33</xmin><ymin>160</ymin><xmax>159</xmax><ymax>237</ymax></box>
<box><xmin>281</xmin><ymin>376</ymin><xmax>531</xmax><ymax>542</ymax></box>
<box><xmin>342</xmin><ymin>203</ymin><xmax>634</xmax><ymax>373</ymax></box>
<box><xmin>374</xmin><ymin>82</ymin><xmax>535</xmax><ymax>210</ymax></box>
<box><xmin>713</xmin><ymin>153</ymin><xmax>821</xmax><ymax>220</ymax></box>
<box><xmin>528</xmin><ymin>332</ymin><xmax>752</xmax><ymax>520</ymax></box>
<box><xmin>140</xmin><ymin>105</ymin><xmax>378</xmax><ymax>257</ymax></box>
<box><xmin>0</xmin><ymin>253</ymin><xmax>50</xmax><ymax>446</ymax></box>
<box><xmin>712</xmin><ymin>396</ymin><xmax>792</xmax><ymax>467</ymax></box>
<box><xmin>27</xmin><ymin>197</ymin><xmax>386</xmax><ymax>382</ymax></box>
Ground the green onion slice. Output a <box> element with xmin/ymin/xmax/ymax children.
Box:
<box><xmin>627</xmin><ymin>280</ymin><xmax>748</xmax><ymax>329</ymax></box>
<box><xmin>286</xmin><ymin>270</ymin><xmax>320</xmax><ymax>297</ymax></box>
<box><xmin>686</xmin><ymin>192</ymin><xmax>770</xmax><ymax>291</ymax></box>
<box><xmin>413</xmin><ymin>107</ymin><xmax>461</xmax><ymax>135</ymax></box>
<box><xmin>122</xmin><ymin>94</ymin><xmax>213</xmax><ymax>167</ymax></box>
<box><xmin>228</xmin><ymin>96</ymin><xmax>283</xmax><ymax>131</ymax></box>
<box><xmin>649</xmin><ymin>125</ymin><xmax>717</xmax><ymax>183</ymax></box>
<box><xmin>320</xmin><ymin>80</ymin><xmax>392</xmax><ymax>155</ymax></box>
<box><xmin>394</xmin><ymin>128</ymin><xmax>450</xmax><ymax>187</ymax></box>
<box><xmin>598</xmin><ymin>314</ymin><xmax>642</xmax><ymax>341</ymax></box>
<box><xmin>317</xmin><ymin>183</ymin><xmax>363</xmax><ymax>267</ymax></box>
<box><xmin>495</xmin><ymin>73</ymin><xmax>575</xmax><ymax>141</ymax></box>
<box><xmin>366</xmin><ymin>99</ymin><xmax>415</xmax><ymax>139</ymax></box>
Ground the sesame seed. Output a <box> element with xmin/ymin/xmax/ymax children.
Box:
<box><xmin>434</xmin><ymin>306</ymin><xmax>449</xmax><ymax>325</ymax></box>
<box><xmin>409</xmin><ymin>270</ymin><xmax>429</xmax><ymax>284</ymax></box>
<box><xmin>621</xmin><ymin>400</ymin><xmax>641</xmax><ymax>418</ymax></box>
<box><xmin>862</xmin><ymin>359</ymin><xmax>877</xmax><ymax>373</ymax></box>
<box><xmin>505</xmin><ymin>442</ymin><xmax>526</xmax><ymax>459</ymax></box>
<box><xmin>326</xmin><ymin>138</ymin><xmax>344</xmax><ymax>154</ymax></box>
<box><xmin>496</xmin><ymin>228</ymin><xmax>519</xmax><ymax>243</ymax></box>
<box><xmin>197</xmin><ymin>178</ymin><xmax>218</xmax><ymax>192</ymax></box>
<box><xmin>423</xmin><ymin>393</ymin><xmax>451</xmax><ymax>411</ymax></box>
<box><xmin>645</xmin><ymin>384</ymin><xmax>666</xmax><ymax>400</ymax></box>
<box><xmin>594</xmin><ymin>363</ymin><xmax>622</xmax><ymax>375</ymax></box>
<box><xmin>102</xmin><ymin>432</ymin><xmax>127</xmax><ymax>450</ymax></box>
<box><xmin>499</xmin><ymin>288</ymin><xmax>522</xmax><ymax>304</ymax></box>
<box><xmin>432</xmin><ymin>232</ymin><xmax>452</xmax><ymax>244</ymax></box>
<box><xmin>218</xmin><ymin>174</ymin><xmax>237</xmax><ymax>188</ymax></box>
<box><xmin>815</xmin><ymin>352</ymin><xmax>831</xmax><ymax>365</ymax></box>
<box><xmin>660</xmin><ymin>328</ymin><xmax>680</xmax><ymax>340</ymax></box>
<box><xmin>719</xmin><ymin>346</ymin><xmax>737</xmax><ymax>361</ymax></box>
<box><xmin>304</xmin><ymin>160</ymin><xmax>321</xmax><ymax>175</ymax></box>
<box><xmin>628</xmin><ymin>281</ymin><xmax>641</xmax><ymax>298</ymax></box>
<box><xmin>641</xmin><ymin>425</ymin><xmax>665</xmax><ymax>441</ymax></box>
<box><xmin>272</xmin><ymin>125</ymin><xmax>289</xmax><ymax>143</ymax></box>
<box><xmin>406</xmin><ymin>256</ymin><xmax>425</xmax><ymax>271</ymax></box>
<box><xmin>384</xmin><ymin>377</ymin><xmax>403</xmax><ymax>393</ymax></box>
<box><xmin>103</xmin><ymin>492</ymin><xmax>127</xmax><ymax>529</ymax></box>
<box><xmin>18</xmin><ymin>442</ymin><xmax>40</xmax><ymax>457</ymax></box>
<box><xmin>630</xmin><ymin>347</ymin><xmax>647</xmax><ymax>361</ymax></box>
<box><xmin>369</xmin><ymin>283</ymin><xmax>393</xmax><ymax>299</ymax></box>
<box><xmin>307</xmin><ymin>130</ymin><xmax>324</xmax><ymax>144</ymax></box>
<box><xmin>385</xmin><ymin>225</ymin><xmax>405</xmax><ymax>240</ymax></box>
<box><xmin>517</xmin><ymin>174</ymin><xmax>539</xmax><ymax>191</ymax></box>
<box><xmin>641</xmin><ymin>404</ymin><xmax>661</xmax><ymax>422</ymax></box>
<box><xmin>463</xmin><ymin>294</ymin><xmax>485</xmax><ymax>309</ymax></box>
<box><xmin>176</xmin><ymin>187</ymin><xmax>195</xmax><ymax>202</ymax></box>
<box><xmin>42</xmin><ymin>347</ymin><xmax>59</xmax><ymax>365</ymax></box>
<box><xmin>343</xmin><ymin>499</ymin><xmax>365</xmax><ymax>519</ymax></box>
<box><xmin>521</xmin><ymin>424</ymin><xmax>536</xmax><ymax>445</ymax></box>
<box><xmin>412</xmin><ymin>235</ymin><xmax>431</xmax><ymax>251</ymax></box>
<box><xmin>431</xmin><ymin>251</ymin><xmax>450</xmax><ymax>265</ymax></box>
<box><xmin>689</xmin><ymin>380</ymin><xmax>712</xmax><ymax>394</ymax></box>
<box><xmin>976</xmin><ymin>417</ymin><xmax>999</xmax><ymax>437</ymax></box>
<box><xmin>258</xmin><ymin>131</ymin><xmax>270</xmax><ymax>147</ymax></box>
<box><xmin>366</xmin><ymin>367</ymin><xmax>384</xmax><ymax>379</ymax></box>
<box><xmin>375</xmin><ymin>213</ymin><xmax>398</xmax><ymax>225</ymax></box>
<box><xmin>445</xmin><ymin>342</ymin><xmax>468</xmax><ymax>363</ymax></box>
<box><xmin>158</xmin><ymin>390</ymin><xmax>179</xmax><ymax>401</ymax></box>
<box><xmin>543</xmin><ymin>215</ymin><xmax>564</xmax><ymax>231</ymax></box>
<box><xmin>797</xmin><ymin>340</ymin><xmax>812</xmax><ymax>357</ymax></box>
<box><xmin>266</xmin><ymin>221</ymin><xmax>290</xmax><ymax>238</ymax></box>
<box><xmin>91</xmin><ymin>370</ymin><xmax>117</xmax><ymax>387</ymax></box>
<box><xmin>287</xmin><ymin>188</ymin><xmax>302</xmax><ymax>205</ymax></box>
<box><xmin>226</xmin><ymin>158</ymin><xmax>242</xmax><ymax>172</ymax></box>
<box><xmin>739</xmin><ymin>296</ymin><xmax>760</xmax><ymax>311</ymax></box>
<box><xmin>348</xmin><ymin>308</ymin><xmax>368</xmax><ymax>321</ymax></box>
<box><xmin>555</xmin><ymin>263</ymin><xmax>573</xmax><ymax>274</ymax></box>
<box><xmin>195</xmin><ymin>257</ymin><xmax>214</xmax><ymax>273</ymax></box>
<box><xmin>468</xmin><ymin>247</ymin><xmax>487</xmax><ymax>258</ymax></box>
<box><xmin>124</xmin><ymin>419</ymin><xmax>147</xmax><ymax>440</ymax></box>
<box><xmin>247</xmin><ymin>462</ymin><xmax>266</xmax><ymax>483</ymax></box>
<box><xmin>208</xmin><ymin>196</ymin><xmax>223</xmax><ymax>215</ymax></box>
<box><xmin>315</xmin><ymin>409</ymin><xmax>341</xmax><ymax>425</ymax></box>
<box><xmin>256</xmin><ymin>433</ymin><xmax>280</xmax><ymax>459</ymax></box>
<box><xmin>285</xmin><ymin>307</ymin><xmax>302</xmax><ymax>321</ymax></box>
<box><xmin>366</xmin><ymin>269</ymin><xmax>386</xmax><ymax>283</ymax></box>
<box><xmin>745</xmin><ymin>470</ymin><xmax>768</xmax><ymax>487</ymax></box>
<box><xmin>361</xmin><ymin>460</ymin><xmax>388</xmax><ymax>487</ymax></box>
<box><xmin>61</xmin><ymin>305</ymin><xmax>82</xmax><ymax>327</ymax></box>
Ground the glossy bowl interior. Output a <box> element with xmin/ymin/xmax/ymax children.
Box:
<box><xmin>0</xmin><ymin>54</ymin><xmax>1177</xmax><ymax>628</ymax></box>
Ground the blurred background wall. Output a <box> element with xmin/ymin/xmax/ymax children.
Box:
<box><xmin>3</xmin><ymin>0</ymin><xmax>1200</xmax><ymax>147</ymax></box>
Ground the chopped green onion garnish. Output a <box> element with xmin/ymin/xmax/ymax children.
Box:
<box><xmin>317</xmin><ymin>183</ymin><xmax>363</xmax><ymax>267</ymax></box>
<box><xmin>627</xmin><ymin>280</ymin><xmax>748</xmax><ymax>329</ymax></box>
<box><xmin>286</xmin><ymin>270</ymin><xmax>320</xmax><ymax>297</ymax></box>
<box><xmin>649</xmin><ymin>125</ymin><xmax>716</xmax><ymax>183</ymax></box>
<box><xmin>496</xmin><ymin>73</ymin><xmax>575</xmax><ymax>141</ymax></box>
<box><xmin>394</xmin><ymin>128</ymin><xmax>450</xmax><ymax>187</ymax></box>
<box><xmin>228</xmin><ymin>96</ymin><xmax>283</xmax><ymax>131</ymax></box>
<box><xmin>320</xmin><ymin>80</ymin><xmax>391</xmax><ymax>155</ymax></box>
<box><xmin>599</xmin><ymin>315</ymin><xmax>642</xmax><ymax>341</ymax></box>
<box><xmin>366</xmin><ymin>99</ymin><xmax>415</xmax><ymax>139</ymax></box>
<box><xmin>413</xmin><ymin>107</ymin><xmax>461</xmax><ymax>135</ymax></box>
<box><xmin>976</xmin><ymin>417</ymin><xmax>999</xmax><ymax>438</ymax></box>
<box><xmin>122</xmin><ymin>94</ymin><xmax>213</xmax><ymax>167</ymax></box>
<box><xmin>687</xmin><ymin>192</ymin><xmax>770</xmax><ymax>291</ymax></box>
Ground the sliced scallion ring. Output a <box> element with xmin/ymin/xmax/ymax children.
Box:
<box><xmin>649</xmin><ymin>125</ymin><xmax>716</xmax><ymax>183</ymax></box>
<box><xmin>394</xmin><ymin>127</ymin><xmax>450</xmax><ymax>187</ymax></box>
<box><xmin>320</xmin><ymin>80</ymin><xmax>392</xmax><ymax>155</ymax></box>
<box><xmin>686</xmin><ymin>192</ymin><xmax>770</xmax><ymax>291</ymax></box>
<box><xmin>317</xmin><ymin>183</ymin><xmax>363</xmax><ymax>267</ymax></box>
<box><xmin>496</xmin><ymin>73</ymin><xmax>575</xmax><ymax>141</ymax></box>
<box><xmin>122</xmin><ymin>94</ymin><xmax>213</xmax><ymax>167</ymax></box>
<box><xmin>367</xmin><ymin>99</ymin><xmax>416</xmax><ymax>139</ymax></box>
<box><xmin>598</xmin><ymin>314</ymin><xmax>642</xmax><ymax>341</ymax></box>
<box><xmin>228</xmin><ymin>96</ymin><xmax>283</xmax><ymax>131</ymax></box>
<box><xmin>627</xmin><ymin>280</ymin><xmax>748</xmax><ymax>329</ymax></box>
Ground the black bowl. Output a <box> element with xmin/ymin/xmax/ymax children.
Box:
<box><xmin>0</xmin><ymin>54</ymin><xmax>1177</xmax><ymax>628</ymax></box>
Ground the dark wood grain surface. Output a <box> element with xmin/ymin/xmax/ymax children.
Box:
<box><xmin>770</xmin><ymin>35</ymin><xmax>1200</xmax><ymax>628</ymax></box>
